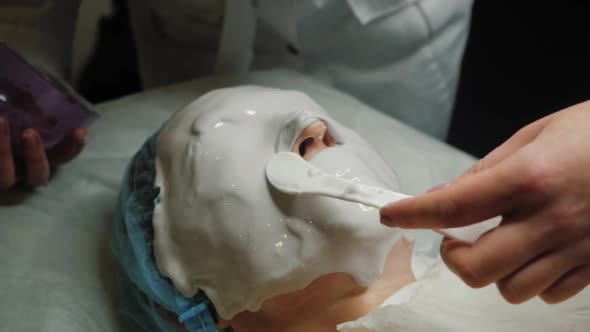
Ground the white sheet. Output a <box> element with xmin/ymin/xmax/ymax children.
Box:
<box><xmin>0</xmin><ymin>70</ymin><xmax>475</xmax><ymax>332</ymax></box>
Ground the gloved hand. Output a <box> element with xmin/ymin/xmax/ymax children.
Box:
<box><xmin>0</xmin><ymin>116</ymin><xmax>86</xmax><ymax>189</ymax></box>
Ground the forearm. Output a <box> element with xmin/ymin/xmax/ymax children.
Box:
<box><xmin>0</xmin><ymin>0</ymin><xmax>81</xmax><ymax>81</ymax></box>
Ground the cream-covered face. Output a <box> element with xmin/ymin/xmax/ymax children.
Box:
<box><xmin>153</xmin><ymin>86</ymin><xmax>403</xmax><ymax>320</ymax></box>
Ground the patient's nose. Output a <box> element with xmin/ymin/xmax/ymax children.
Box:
<box><xmin>292</xmin><ymin>121</ymin><xmax>335</xmax><ymax>160</ymax></box>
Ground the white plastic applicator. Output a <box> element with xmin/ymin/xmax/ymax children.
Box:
<box><xmin>266</xmin><ymin>152</ymin><xmax>501</xmax><ymax>243</ymax></box>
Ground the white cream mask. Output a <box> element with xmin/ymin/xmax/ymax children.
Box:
<box><xmin>153</xmin><ymin>86</ymin><xmax>403</xmax><ymax>319</ymax></box>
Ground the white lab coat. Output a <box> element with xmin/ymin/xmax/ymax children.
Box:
<box><xmin>0</xmin><ymin>0</ymin><xmax>473</xmax><ymax>138</ymax></box>
<box><xmin>127</xmin><ymin>0</ymin><xmax>474</xmax><ymax>139</ymax></box>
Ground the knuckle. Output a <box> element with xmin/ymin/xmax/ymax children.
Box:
<box><xmin>518</xmin><ymin>121</ymin><xmax>542</xmax><ymax>137</ymax></box>
<box><xmin>547</xmin><ymin>206</ymin><xmax>578</xmax><ymax>233</ymax></box>
<box><xmin>466</xmin><ymin>159</ymin><xmax>487</xmax><ymax>176</ymax></box>
<box><xmin>516</xmin><ymin>162</ymin><xmax>561</xmax><ymax>200</ymax></box>
<box><xmin>536</xmin><ymin>203</ymin><xmax>584</xmax><ymax>240</ymax></box>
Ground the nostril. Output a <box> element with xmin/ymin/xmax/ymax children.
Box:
<box><xmin>299</xmin><ymin>137</ymin><xmax>314</xmax><ymax>157</ymax></box>
<box><xmin>292</xmin><ymin>121</ymin><xmax>335</xmax><ymax>160</ymax></box>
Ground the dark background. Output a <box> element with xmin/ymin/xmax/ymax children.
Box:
<box><xmin>78</xmin><ymin>1</ymin><xmax>590</xmax><ymax>158</ymax></box>
<box><xmin>449</xmin><ymin>1</ymin><xmax>590</xmax><ymax>157</ymax></box>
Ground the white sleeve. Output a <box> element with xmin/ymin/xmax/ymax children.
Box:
<box><xmin>0</xmin><ymin>0</ymin><xmax>81</xmax><ymax>80</ymax></box>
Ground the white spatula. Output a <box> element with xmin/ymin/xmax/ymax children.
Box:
<box><xmin>266</xmin><ymin>152</ymin><xmax>501</xmax><ymax>243</ymax></box>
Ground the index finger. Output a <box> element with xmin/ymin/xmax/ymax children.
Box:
<box><xmin>380</xmin><ymin>155</ymin><xmax>532</xmax><ymax>229</ymax></box>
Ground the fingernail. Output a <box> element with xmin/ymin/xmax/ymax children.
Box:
<box><xmin>441</xmin><ymin>237</ymin><xmax>471</xmax><ymax>253</ymax></box>
<box><xmin>380</xmin><ymin>213</ymin><xmax>397</xmax><ymax>227</ymax></box>
<box><xmin>427</xmin><ymin>183</ymin><xmax>449</xmax><ymax>193</ymax></box>
<box><xmin>22</xmin><ymin>129</ymin><xmax>35</xmax><ymax>141</ymax></box>
<box><xmin>440</xmin><ymin>239</ymin><xmax>453</xmax><ymax>253</ymax></box>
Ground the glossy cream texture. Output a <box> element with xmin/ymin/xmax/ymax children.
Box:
<box><xmin>153</xmin><ymin>86</ymin><xmax>403</xmax><ymax>319</ymax></box>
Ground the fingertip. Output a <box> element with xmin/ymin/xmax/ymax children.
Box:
<box><xmin>380</xmin><ymin>204</ymin><xmax>405</xmax><ymax>227</ymax></box>
<box><xmin>22</xmin><ymin>128</ymin><xmax>40</xmax><ymax>144</ymax></box>
<box><xmin>380</xmin><ymin>196</ymin><xmax>422</xmax><ymax>228</ymax></box>
<box><xmin>72</xmin><ymin>127</ymin><xmax>88</xmax><ymax>145</ymax></box>
<box><xmin>380</xmin><ymin>214</ymin><xmax>395</xmax><ymax>227</ymax></box>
